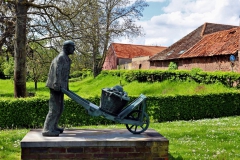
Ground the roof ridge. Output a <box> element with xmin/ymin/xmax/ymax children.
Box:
<box><xmin>112</xmin><ymin>42</ymin><xmax>165</xmax><ymax>47</ymax></box>
<box><xmin>201</xmin><ymin>22</ymin><xmax>207</xmax><ymax>37</ymax></box>
<box><xmin>202</xmin><ymin>26</ymin><xmax>239</xmax><ymax>37</ymax></box>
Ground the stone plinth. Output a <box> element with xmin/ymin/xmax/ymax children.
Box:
<box><xmin>21</xmin><ymin>129</ymin><xmax>169</xmax><ymax>160</ymax></box>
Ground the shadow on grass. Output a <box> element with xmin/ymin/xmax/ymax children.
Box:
<box><xmin>169</xmin><ymin>154</ymin><xmax>183</xmax><ymax>160</ymax></box>
<box><xmin>27</xmin><ymin>86</ymin><xmax>48</xmax><ymax>92</ymax></box>
<box><xmin>0</xmin><ymin>86</ymin><xmax>48</xmax><ymax>98</ymax></box>
<box><xmin>0</xmin><ymin>93</ymin><xmax>14</xmax><ymax>98</ymax></box>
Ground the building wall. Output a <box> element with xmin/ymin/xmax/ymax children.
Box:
<box><xmin>119</xmin><ymin>58</ymin><xmax>132</xmax><ymax>65</ymax></box>
<box><xmin>150</xmin><ymin>55</ymin><xmax>240</xmax><ymax>72</ymax></box>
<box><xmin>131</xmin><ymin>56</ymin><xmax>150</xmax><ymax>69</ymax></box>
<box><xmin>102</xmin><ymin>45</ymin><xmax>133</xmax><ymax>70</ymax></box>
<box><xmin>102</xmin><ymin>47</ymin><xmax>117</xmax><ymax>70</ymax></box>
<box><xmin>117</xmin><ymin>58</ymin><xmax>132</xmax><ymax>69</ymax></box>
<box><xmin>118</xmin><ymin>56</ymin><xmax>151</xmax><ymax>70</ymax></box>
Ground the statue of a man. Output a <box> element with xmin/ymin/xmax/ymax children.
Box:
<box><xmin>42</xmin><ymin>40</ymin><xmax>75</xmax><ymax>136</ymax></box>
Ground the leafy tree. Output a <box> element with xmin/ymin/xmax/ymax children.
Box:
<box><xmin>168</xmin><ymin>62</ymin><xmax>178</xmax><ymax>70</ymax></box>
<box><xmin>0</xmin><ymin>1</ymin><xmax>15</xmax><ymax>57</ymax></box>
<box><xmin>0</xmin><ymin>0</ymin><xmax>148</xmax><ymax>97</ymax></box>
<box><xmin>73</xmin><ymin>0</ymin><xmax>148</xmax><ymax>77</ymax></box>
<box><xmin>0</xmin><ymin>54</ymin><xmax>6</xmax><ymax>79</ymax></box>
<box><xmin>27</xmin><ymin>41</ymin><xmax>57</xmax><ymax>90</ymax></box>
<box><xmin>2</xmin><ymin>57</ymin><xmax>14</xmax><ymax>79</ymax></box>
<box><xmin>0</xmin><ymin>0</ymin><xmax>89</xmax><ymax>97</ymax></box>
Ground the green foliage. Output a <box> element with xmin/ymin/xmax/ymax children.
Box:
<box><xmin>0</xmin><ymin>56</ymin><xmax>5</xmax><ymax>79</ymax></box>
<box><xmin>2</xmin><ymin>57</ymin><xmax>14</xmax><ymax>79</ymax></box>
<box><xmin>70</xmin><ymin>69</ymin><xmax>92</xmax><ymax>80</ymax></box>
<box><xmin>0</xmin><ymin>92</ymin><xmax>240</xmax><ymax>128</ymax></box>
<box><xmin>1</xmin><ymin>117</ymin><xmax>240</xmax><ymax>160</ymax></box>
<box><xmin>168</xmin><ymin>62</ymin><xmax>178</xmax><ymax>70</ymax></box>
<box><xmin>147</xmin><ymin>93</ymin><xmax>240</xmax><ymax>122</ymax></box>
<box><xmin>151</xmin><ymin>116</ymin><xmax>240</xmax><ymax>159</ymax></box>
<box><xmin>0</xmin><ymin>98</ymin><xmax>49</xmax><ymax>128</ymax></box>
<box><xmin>0</xmin><ymin>97</ymin><xmax>113</xmax><ymax>128</ymax></box>
<box><xmin>0</xmin><ymin>129</ymin><xmax>29</xmax><ymax>160</ymax></box>
<box><xmin>27</xmin><ymin>42</ymin><xmax>57</xmax><ymax>83</ymax></box>
<box><xmin>190</xmin><ymin>67</ymin><xmax>202</xmax><ymax>75</ymax></box>
<box><xmin>1</xmin><ymin>70</ymin><xmax>240</xmax><ymax>128</ymax></box>
<box><xmin>103</xmin><ymin>70</ymin><xmax>240</xmax><ymax>88</ymax></box>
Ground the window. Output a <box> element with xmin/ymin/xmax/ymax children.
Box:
<box><xmin>167</xmin><ymin>51</ymin><xmax>174</xmax><ymax>56</ymax></box>
<box><xmin>179</xmin><ymin>50</ymin><xmax>185</xmax><ymax>54</ymax></box>
<box><xmin>139</xmin><ymin>64</ymin><xmax>142</xmax><ymax>69</ymax></box>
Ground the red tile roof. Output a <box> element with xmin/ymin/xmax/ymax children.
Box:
<box><xmin>149</xmin><ymin>22</ymin><xmax>238</xmax><ymax>61</ymax></box>
<box><xmin>111</xmin><ymin>43</ymin><xmax>166</xmax><ymax>59</ymax></box>
<box><xmin>180</xmin><ymin>27</ymin><xmax>239</xmax><ymax>58</ymax></box>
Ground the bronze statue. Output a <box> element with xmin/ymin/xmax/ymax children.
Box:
<box><xmin>42</xmin><ymin>40</ymin><xmax>75</xmax><ymax>136</ymax></box>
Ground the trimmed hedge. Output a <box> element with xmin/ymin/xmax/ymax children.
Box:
<box><xmin>0</xmin><ymin>97</ymin><xmax>113</xmax><ymax>129</ymax></box>
<box><xmin>101</xmin><ymin>70</ymin><xmax>240</xmax><ymax>88</ymax></box>
<box><xmin>1</xmin><ymin>92</ymin><xmax>240</xmax><ymax>128</ymax></box>
<box><xmin>147</xmin><ymin>93</ymin><xmax>240</xmax><ymax>122</ymax></box>
<box><xmin>1</xmin><ymin>70</ymin><xmax>240</xmax><ymax>128</ymax></box>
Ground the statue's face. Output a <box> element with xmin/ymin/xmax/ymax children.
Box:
<box><xmin>68</xmin><ymin>44</ymin><xmax>75</xmax><ymax>55</ymax></box>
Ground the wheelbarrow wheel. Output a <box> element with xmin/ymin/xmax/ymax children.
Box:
<box><xmin>125</xmin><ymin>110</ymin><xmax>149</xmax><ymax>134</ymax></box>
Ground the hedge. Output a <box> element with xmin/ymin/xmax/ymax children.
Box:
<box><xmin>101</xmin><ymin>70</ymin><xmax>240</xmax><ymax>88</ymax></box>
<box><xmin>1</xmin><ymin>92</ymin><xmax>240</xmax><ymax>128</ymax></box>
<box><xmin>0</xmin><ymin>97</ymin><xmax>112</xmax><ymax>129</ymax></box>
<box><xmin>147</xmin><ymin>92</ymin><xmax>240</xmax><ymax>122</ymax></box>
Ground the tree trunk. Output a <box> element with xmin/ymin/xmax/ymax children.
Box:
<box><xmin>93</xmin><ymin>48</ymin><xmax>98</xmax><ymax>78</ymax></box>
<box><xmin>14</xmin><ymin>0</ymin><xmax>28</xmax><ymax>98</ymax></box>
<box><xmin>34</xmin><ymin>81</ymin><xmax>38</xmax><ymax>91</ymax></box>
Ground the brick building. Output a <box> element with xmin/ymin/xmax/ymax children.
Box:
<box><xmin>103</xmin><ymin>43</ymin><xmax>166</xmax><ymax>70</ymax></box>
<box><xmin>149</xmin><ymin>22</ymin><xmax>239</xmax><ymax>72</ymax></box>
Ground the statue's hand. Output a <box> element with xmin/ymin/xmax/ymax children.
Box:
<box><xmin>53</xmin><ymin>83</ymin><xmax>60</xmax><ymax>91</ymax></box>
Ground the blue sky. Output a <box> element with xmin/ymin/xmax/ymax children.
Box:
<box><xmin>116</xmin><ymin>0</ymin><xmax>240</xmax><ymax>47</ymax></box>
<box><xmin>141</xmin><ymin>1</ymin><xmax>168</xmax><ymax>20</ymax></box>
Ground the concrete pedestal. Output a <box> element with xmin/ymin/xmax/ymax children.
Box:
<box><xmin>21</xmin><ymin>129</ymin><xmax>169</xmax><ymax>160</ymax></box>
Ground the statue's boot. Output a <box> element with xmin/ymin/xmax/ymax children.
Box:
<box><xmin>42</xmin><ymin>130</ymin><xmax>60</xmax><ymax>137</ymax></box>
<box><xmin>55</xmin><ymin>127</ymin><xmax>64</xmax><ymax>133</ymax></box>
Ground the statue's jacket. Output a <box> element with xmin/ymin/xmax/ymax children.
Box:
<box><xmin>46</xmin><ymin>52</ymin><xmax>71</xmax><ymax>90</ymax></box>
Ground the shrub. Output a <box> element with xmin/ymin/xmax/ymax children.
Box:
<box><xmin>168</xmin><ymin>62</ymin><xmax>178</xmax><ymax>70</ymax></box>
<box><xmin>102</xmin><ymin>70</ymin><xmax>240</xmax><ymax>88</ymax></box>
<box><xmin>1</xmin><ymin>70</ymin><xmax>240</xmax><ymax>128</ymax></box>
<box><xmin>0</xmin><ymin>97</ymin><xmax>113</xmax><ymax>129</ymax></box>
<box><xmin>2</xmin><ymin>57</ymin><xmax>14</xmax><ymax>79</ymax></box>
<box><xmin>70</xmin><ymin>70</ymin><xmax>92</xmax><ymax>79</ymax></box>
<box><xmin>1</xmin><ymin>92</ymin><xmax>240</xmax><ymax>128</ymax></box>
<box><xmin>147</xmin><ymin>93</ymin><xmax>240</xmax><ymax>122</ymax></box>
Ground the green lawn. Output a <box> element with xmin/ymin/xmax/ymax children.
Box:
<box><xmin>0</xmin><ymin>74</ymin><xmax>238</xmax><ymax>99</ymax></box>
<box><xmin>1</xmin><ymin>75</ymin><xmax>240</xmax><ymax>159</ymax></box>
<box><xmin>151</xmin><ymin>116</ymin><xmax>240</xmax><ymax>160</ymax></box>
<box><xmin>0</xmin><ymin>116</ymin><xmax>239</xmax><ymax>160</ymax></box>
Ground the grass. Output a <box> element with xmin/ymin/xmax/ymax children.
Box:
<box><xmin>0</xmin><ymin>128</ymin><xmax>29</xmax><ymax>160</ymax></box>
<box><xmin>0</xmin><ymin>74</ymin><xmax>238</xmax><ymax>99</ymax></box>
<box><xmin>151</xmin><ymin>116</ymin><xmax>240</xmax><ymax>160</ymax></box>
<box><xmin>1</xmin><ymin>116</ymin><xmax>239</xmax><ymax>160</ymax></box>
<box><xmin>1</xmin><ymin>75</ymin><xmax>240</xmax><ymax>159</ymax></box>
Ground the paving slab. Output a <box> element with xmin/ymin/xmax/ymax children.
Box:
<box><xmin>21</xmin><ymin>129</ymin><xmax>168</xmax><ymax>148</ymax></box>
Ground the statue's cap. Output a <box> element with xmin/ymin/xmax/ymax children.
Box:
<box><xmin>63</xmin><ymin>40</ymin><xmax>74</xmax><ymax>46</ymax></box>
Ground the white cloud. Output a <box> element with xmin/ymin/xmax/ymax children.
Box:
<box><xmin>115</xmin><ymin>0</ymin><xmax>240</xmax><ymax>47</ymax></box>
<box><xmin>146</xmin><ymin>0</ymin><xmax>166</xmax><ymax>2</ymax></box>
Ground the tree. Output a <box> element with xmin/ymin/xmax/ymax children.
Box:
<box><xmin>14</xmin><ymin>0</ymin><xmax>28</xmax><ymax>97</ymax></box>
<box><xmin>27</xmin><ymin>41</ymin><xmax>57</xmax><ymax>90</ymax></box>
<box><xmin>0</xmin><ymin>0</ymin><xmax>89</xmax><ymax>97</ymax></box>
<box><xmin>0</xmin><ymin>1</ymin><xmax>15</xmax><ymax>58</ymax></box>
<box><xmin>84</xmin><ymin>0</ymin><xmax>148</xmax><ymax>77</ymax></box>
<box><xmin>66</xmin><ymin>0</ymin><xmax>148</xmax><ymax>77</ymax></box>
<box><xmin>0</xmin><ymin>0</ymin><xmax>148</xmax><ymax>97</ymax></box>
<box><xmin>2</xmin><ymin>57</ymin><xmax>14</xmax><ymax>78</ymax></box>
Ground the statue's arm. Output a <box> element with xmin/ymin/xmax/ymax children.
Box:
<box><xmin>55</xmin><ymin>56</ymin><xmax>64</xmax><ymax>90</ymax></box>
